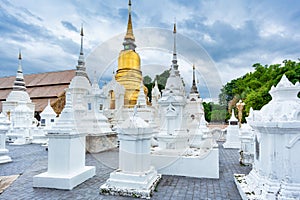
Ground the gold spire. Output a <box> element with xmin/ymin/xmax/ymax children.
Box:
<box><xmin>125</xmin><ymin>0</ymin><xmax>135</xmax><ymax>41</ymax></box>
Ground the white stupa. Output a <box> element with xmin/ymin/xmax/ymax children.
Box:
<box><xmin>84</xmin><ymin>76</ymin><xmax>117</xmax><ymax>153</ymax></box>
<box><xmin>100</xmin><ymin>108</ymin><xmax>161</xmax><ymax>199</ymax></box>
<box><xmin>151</xmin><ymin>80</ymin><xmax>161</xmax><ymax>107</ymax></box>
<box><xmin>3</xmin><ymin>52</ymin><xmax>35</xmax><ymax>145</ymax></box>
<box><xmin>40</xmin><ymin>100</ymin><xmax>57</xmax><ymax>130</ymax></box>
<box><xmin>2</xmin><ymin>51</ymin><xmax>34</xmax><ymax>117</ymax></box>
<box><xmin>186</xmin><ymin>65</ymin><xmax>204</xmax><ymax>134</ymax></box>
<box><xmin>189</xmin><ymin>115</ymin><xmax>210</xmax><ymax>148</ymax></box>
<box><xmin>235</xmin><ymin>75</ymin><xmax>300</xmax><ymax>200</ymax></box>
<box><xmin>33</xmin><ymin>91</ymin><xmax>95</xmax><ymax>190</ymax></box>
<box><xmin>223</xmin><ymin>109</ymin><xmax>240</xmax><ymax>148</ymax></box>
<box><xmin>102</xmin><ymin>73</ymin><xmax>125</xmax><ymax>124</ymax></box>
<box><xmin>239</xmin><ymin>119</ymin><xmax>254</xmax><ymax>165</ymax></box>
<box><xmin>151</xmin><ymin>23</ymin><xmax>219</xmax><ymax>179</ymax></box>
<box><xmin>137</xmin><ymin>81</ymin><xmax>147</xmax><ymax>107</ymax></box>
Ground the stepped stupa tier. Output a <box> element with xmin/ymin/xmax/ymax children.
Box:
<box><xmin>115</xmin><ymin>0</ymin><xmax>147</xmax><ymax>108</ymax></box>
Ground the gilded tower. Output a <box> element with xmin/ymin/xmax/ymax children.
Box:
<box><xmin>115</xmin><ymin>0</ymin><xmax>145</xmax><ymax>108</ymax></box>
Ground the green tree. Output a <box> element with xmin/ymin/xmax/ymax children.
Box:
<box><xmin>219</xmin><ymin>59</ymin><xmax>300</xmax><ymax>121</ymax></box>
<box><xmin>143</xmin><ymin>75</ymin><xmax>153</xmax><ymax>101</ymax></box>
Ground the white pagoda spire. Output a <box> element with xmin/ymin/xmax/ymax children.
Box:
<box><xmin>76</xmin><ymin>25</ymin><xmax>88</xmax><ymax>79</ymax></box>
<box><xmin>13</xmin><ymin>50</ymin><xmax>26</xmax><ymax>91</ymax></box>
<box><xmin>171</xmin><ymin>21</ymin><xmax>179</xmax><ymax>71</ymax></box>
<box><xmin>190</xmin><ymin>64</ymin><xmax>199</xmax><ymax>94</ymax></box>
<box><xmin>136</xmin><ymin>81</ymin><xmax>147</xmax><ymax>107</ymax></box>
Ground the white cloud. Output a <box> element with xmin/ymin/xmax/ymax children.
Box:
<box><xmin>1</xmin><ymin>0</ymin><xmax>300</xmax><ymax>99</ymax></box>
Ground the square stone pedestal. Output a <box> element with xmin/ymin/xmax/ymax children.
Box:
<box><xmin>0</xmin><ymin>149</ymin><xmax>12</xmax><ymax>164</ymax></box>
<box><xmin>100</xmin><ymin>166</ymin><xmax>161</xmax><ymax>199</ymax></box>
<box><xmin>33</xmin><ymin>133</ymin><xmax>95</xmax><ymax>190</ymax></box>
<box><xmin>33</xmin><ymin>166</ymin><xmax>95</xmax><ymax>190</ymax></box>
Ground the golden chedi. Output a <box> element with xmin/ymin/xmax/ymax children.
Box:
<box><xmin>115</xmin><ymin>0</ymin><xmax>147</xmax><ymax>108</ymax></box>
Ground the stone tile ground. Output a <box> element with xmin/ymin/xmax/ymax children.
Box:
<box><xmin>0</xmin><ymin>143</ymin><xmax>251</xmax><ymax>200</ymax></box>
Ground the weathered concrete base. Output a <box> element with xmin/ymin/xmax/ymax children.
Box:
<box><xmin>100</xmin><ymin>167</ymin><xmax>161</xmax><ymax>199</ymax></box>
<box><xmin>0</xmin><ymin>149</ymin><xmax>12</xmax><ymax>164</ymax></box>
<box><xmin>277</xmin><ymin>181</ymin><xmax>300</xmax><ymax>199</ymax></box>
<box><xmin>151</xmin><ymin>147</ymin><xmax>219</xmax><ymax>179</ymax></box>
<box><xmin>234</xmin><ymin>174</ymin><xmax>258</xmax><ymax>200</ymax></box>
<box><xmin>235</xmin><ymin>172</ymin><xmax>282</xmax><ymax>199</ymax></box>
<box><xmin>86</xmin><ymin>133</ymin><xmax>117</xmax><ymax>153</ymax></box>
<box><xmin>33</xmin><ymin>166</ymin><xmax>95</xmax><ymax>190</ymax></box>
<box><xmin>234</xmin><ymin>173</ymin><xmax>300</xmax><ymax>200</ymax></box>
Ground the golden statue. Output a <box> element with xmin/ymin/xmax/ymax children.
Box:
<box><xmin>115</xmin><ymin>0</ymin><xmax>147</xmax><ymax>108</ymax></box>
<box><xmin>236</xmin><ymin>99</ymin><xmax>245</xmax><ymax>128</ymax></box>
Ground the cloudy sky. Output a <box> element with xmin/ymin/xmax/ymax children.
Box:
<box><xmin>1</xmin><ymin>0</ymin><xmax>300</xmax><ymax>99</ymax></box>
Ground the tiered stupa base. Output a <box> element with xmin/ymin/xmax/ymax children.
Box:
<box><xmin>100</xmin><ymin>166</ymin><xmax>161</xmax><ymax>199</ymax></box>
<box><xmin>234</xmin><ymin>170</ymin><xmax>300</xmax><ymax>200</ymax></box>
<box><xmin>0</xmin><ymin>149</ymin><xmax>12</xmax><ymax>164</ymax></box>
<box><xmin>33</xmin><ymin>166</ymin><xmax>95</xmax><ymax>190</ymax></box>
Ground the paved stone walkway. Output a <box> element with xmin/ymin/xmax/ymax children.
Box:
<box><xmin>0</xmin><ymin>143</ymin><xmax>251</xmax><ymax>200</ymax></box>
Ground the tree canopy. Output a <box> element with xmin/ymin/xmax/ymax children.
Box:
<box><xmin>218</xmin><ymin>59</ymin><xmax>300</xmax><ymax>122</ymax></box>
<box><xmin>143</xmin><ymin>70</ymin><xmax>170</xmax><ymax>101</ymax></box>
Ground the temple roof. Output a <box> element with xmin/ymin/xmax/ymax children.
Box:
<box><xmin>0</xmin><ymin>69</ymin><xmax>75</xmax><ymax>112</ymax></box>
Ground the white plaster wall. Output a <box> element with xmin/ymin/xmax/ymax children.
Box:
<box><xmin>48</xmin><ymin>135</ymin><xmax>85</xmax><ymax>175</ymax></box>
<box><xmin>151</xmin><ymin>148</ymin><xmax>219</xmax><ymax>178</ymax></box>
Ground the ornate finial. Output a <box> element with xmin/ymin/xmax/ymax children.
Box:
<box><xmin>18</xmin><ymin>49</ymin><xmax>22</xmax><ymax>60</ymax></box>
<box><xmin>171</xmin><ymin>20</ymin><xmax>178</xmax><ymax>71</ymax></box>
<box><xmin>190</xmin><ymin>64</ymin><xmax>199</xmax><ymax>94</ymax></box>
<box><xmin>173</xmin><ymin>20</ymin><xmax>176</xmax><ymax>34</ymax></box>
<box><xmin>76</xmin><ymin>24</ymin><xmax>88</xmax><ymax>78</ymax></box>
<box><xmin>80</xmin><ymin>24</ymin><xmax>84</xmax><ymax>37</ymax></box>
<box><xmin>125</xmin><ymin>0</ymin><xmax>135</xmax><ymax>41</ymax></box>
<box><xmin>80</xmin><ymin>24</ymin><xmax>84</xmax><ymax>55</ymax></box>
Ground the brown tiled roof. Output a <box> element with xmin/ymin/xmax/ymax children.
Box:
<box><xmin>0</xmin><ymin>69</ymin><xmax>75</xmax><ymax>112</ymax></box>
